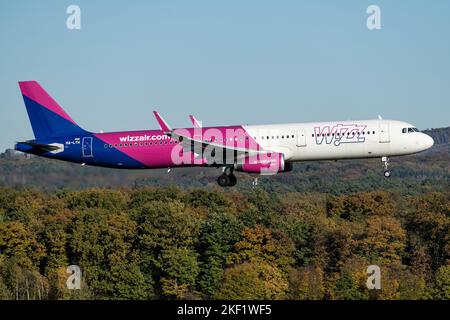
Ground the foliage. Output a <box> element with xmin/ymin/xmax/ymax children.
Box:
<box><xmin>0</xmin><ymin>186</ymin><xmax>448</xmax><ymax>300</ymax></box>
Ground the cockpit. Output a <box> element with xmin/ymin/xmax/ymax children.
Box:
<box><xmin>402</xmin><ymin>127</ymin><xmax>420</xmax><ymax>133</ymax></box>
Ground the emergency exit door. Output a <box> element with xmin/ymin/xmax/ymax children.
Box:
<box><xmin>296</xmin><ymin>129</ymin><xmax>307</xmax><ymax>147</ymax></box>
<box><xmin>379</xmin><ymin>122</ymin><xmax>390</xmax><ymax>143</ymax></box>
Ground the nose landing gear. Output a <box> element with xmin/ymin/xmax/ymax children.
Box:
<box><xmin>217</xmin><ymin>167</ymin><xmax>237</xmax><ymax>187</ymax></box>
<box><xmin>382</xmin><ymin>156</ymin><xmax>392</xmax><ymax>178</ymax></box>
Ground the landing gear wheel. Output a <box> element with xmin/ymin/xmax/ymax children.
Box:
<box><xmin>229</xmin><ymin>174</ymin><xmax>237</xmax><ymax>186</ymax></box>
<box><xmin>217</xmin><ymin>174</ymin><xmax>230</xmax><ymax>187</ymax></box>
<box><xmin>381</xmin><ymin>156</ymin><xmax>392</xmax><ymax>178</ymax></box>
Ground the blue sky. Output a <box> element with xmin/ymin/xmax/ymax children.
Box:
<box><xmin>1</xmin><ymin>0</ymin><xmax>449</xmax><ymax>150</ymax></box>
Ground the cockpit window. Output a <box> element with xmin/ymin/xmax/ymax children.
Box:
<box><xmin>403</xmin><ymin>127</ymin><xmax>420</xmax><ymax>133</ymax></box>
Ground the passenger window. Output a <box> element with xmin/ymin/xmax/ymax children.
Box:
<box><xmin>408</xmin><ymin>128</ymin><xmax>414</xmax><ymax>133</ymax></box>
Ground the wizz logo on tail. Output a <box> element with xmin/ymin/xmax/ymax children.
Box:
<box><xmin>314</xmin><ymin>124</ymin><xmax>367</xmax><ymax>146</ymax></box>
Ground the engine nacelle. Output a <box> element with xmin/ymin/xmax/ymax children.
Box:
<box><xmin>234</xmin><ymin>152</ymin><xmax>289</xmax><ymax>175</ymax></box>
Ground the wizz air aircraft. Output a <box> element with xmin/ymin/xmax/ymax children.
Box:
<box><xmin>15</xmin><ymin>81</ymin><xmax>434</xmax><ymax>187</ymax></box>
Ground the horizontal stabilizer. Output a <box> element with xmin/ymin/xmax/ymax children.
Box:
<box><xmin>15</xmin><ymin>141</ymin><xmax>61</xmax><ymax>152</ymax></box>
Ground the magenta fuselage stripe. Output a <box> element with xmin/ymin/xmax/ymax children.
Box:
<box><xmin>93</xmin><ymin>126</ymin><xmax>262</xmax><ymax>168</ymax></box>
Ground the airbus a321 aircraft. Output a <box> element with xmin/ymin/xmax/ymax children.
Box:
<box><xmin>15</xmin><ymin>81</ymin><xmax>434</xmax><ymax>187</ymax></box>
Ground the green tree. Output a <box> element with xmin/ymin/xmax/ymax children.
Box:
<box><xmin>159</xmin><ymin>247</ymin><xmax>200</xmax><ymax>299</ymax></box>
<box><xmin>434</xmin><ymin>265</ymin><xmax>450</xmax><ymax>299</ymax></box>
<box><xmin>69</xmin><ymin>208</ymin><xmax>150</xmax><ymax>299</ymax></box>
<box><xmin>215</xmin><ymin>261</ymin><xmax>288</xmax><ymax>299</ymax></box>
<box><xmin>196</xmin><ymin>211</ymin><xmax>242</xmax><ymax>298</ymax></box>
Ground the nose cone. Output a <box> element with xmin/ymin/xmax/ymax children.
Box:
<box><xmin>422</xmin><ymin>133</ymin><xmax>434</xmax><ymax>150</ymax></box>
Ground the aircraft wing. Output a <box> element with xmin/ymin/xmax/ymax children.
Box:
<box><xmin>153</xmin><ymin>111</ymin><xmax>268</xmax><ymax>164</ymax></box>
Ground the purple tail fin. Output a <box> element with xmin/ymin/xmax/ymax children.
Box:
<box><xmin>19</xmin><ymin>81</ymin><xmax>87</xmax><ymax>139</ymax></box>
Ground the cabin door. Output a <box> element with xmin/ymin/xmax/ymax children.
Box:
<box><xmin>82</xmin><ymin>137</ymin><xmax>93</xmax><ymax>157</ymax></box>
<box><xmin>378</xmin><ymin>122</ymin><xmax>390</xmax><ymax>143</ymax></box>
<box><xmin>296</xmin><ymin>129</ymin><xmax>307</xmax><ymax>147</ymax></box>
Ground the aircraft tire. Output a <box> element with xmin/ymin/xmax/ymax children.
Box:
<box><xmin>217</xmin><ymin>174</ymin><xmax>230</xmax><ymax>187</ymax></box>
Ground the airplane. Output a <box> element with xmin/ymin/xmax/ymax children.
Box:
<box><xmin>14</xmin><ymin>81</ymin><xmax>434</xmax><ymax>187</ymax></box>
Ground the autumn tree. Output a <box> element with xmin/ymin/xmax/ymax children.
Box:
<box><xmin>68</xmin><ymin>208</ymin><xmax>150</xmax><ymax>299</ymax></box>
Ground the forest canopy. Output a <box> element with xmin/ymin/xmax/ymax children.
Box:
<box><xmin>0</xmin><ymin>187</ymin><xmax>448</xmax><ymax>300</ymax></box>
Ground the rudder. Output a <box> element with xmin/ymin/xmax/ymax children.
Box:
<box><xmin>19</xmin><ymin>81</ymin><xmax>87</xmax><ymax>139</ymax></box>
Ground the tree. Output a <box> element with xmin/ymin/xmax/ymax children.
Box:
<box><xmin>0</xmin><ymin>221</ymin><xmax>45</xmax><ymax>269</ymax></box>
<box><xmin>159</xmin><ymin>247</ymin><xmax>200</xmax><ymax>299</ymax></box>
<box><xmin>434</xmin><ymin>265</ymin><xmax>450</xmax><ymax>299</ymax></box>
<box><xmin>227</xmin><ymin>225</ymin><xmax>295</xmax><ymax>274</ymax></box>
<box><xmin>134</xmin><ymin>199</ymin><xmax>203</xmax><ymax>298</ymax></box>
<box><xmin>0</xmin><ymin>257</ymin><xmax>49</xmax><ymax>300</ymax></box>
<box><xmin>197</xmin><ymin>211</ymin><xmax>242</xmax><ymax>298</ymax></box>
<box><xmin>407</xmin><ymin>193</ymin><xmax>450</xmax><ymax>270</ymax></box>
<box><xmin>288</xmin><ymin>266</ymin><xmax>324</xmax><ymax>300</ymax></box>
<box><xmin>215</xmin><ymin>261</ymin><xmax>288</xmax><ymax>299</ymax></box>
<box><xmin>68</xmin><ymin>208</ymin><xmax>150</xmax><ymax>299</ymax></box>
<box><xmin>359</xmin><ymin>216</ymin><xmax>406</xmax><ymax>265</ymax></box>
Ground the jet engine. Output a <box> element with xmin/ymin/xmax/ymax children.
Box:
<box><xmin>234</xmin><ymin>152</ymin><xmax>292</xmax><ymax>174</ymax></box>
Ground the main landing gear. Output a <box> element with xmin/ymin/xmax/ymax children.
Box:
<box><xmin>217</xmin><ymin>167</ymin><xmax>237</xmax><ymax>187</ymax></box>
<box><xmin>382</xmin><ymin>156</ymin><xmax>392</xmax><ymax>178</ymax></box>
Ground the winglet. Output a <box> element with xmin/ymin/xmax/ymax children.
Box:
<box><xmin>189</xmin><ymin>115</ymin><xmax>202</xmax><ymax>128</ymax></box>
<box><xmin>153</xmin><ymin>111</ymin><xmax>172</xmax><ymax>132</ymax></box>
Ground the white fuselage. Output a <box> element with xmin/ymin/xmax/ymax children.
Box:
<box><xmin>244</xmin><ymin>119</ymin><xmax>434</xmax><ymax>162</ymax></box>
